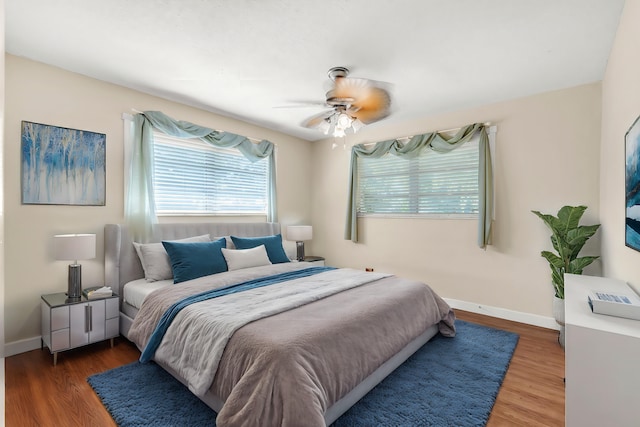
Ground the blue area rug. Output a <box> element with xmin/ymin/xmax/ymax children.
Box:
<box><xmin>88</xmin><ymin>320</ymin><xmax>518</xmax><ymax>427</ymax></box>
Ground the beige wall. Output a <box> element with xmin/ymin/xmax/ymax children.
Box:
<box><xmin>600</xmin><ymin>0</ymin><xmax>640</xmax><ymax>289</ymax></box>
<box><xmin>4</xmin><ymin>55</ymin><xmax>312</xmax><ymax>347</ymax></box>
<box><xmin>311</xmin><ymin>83</ymin><xmax>602</xmax><ymax>320</ymax></box>
<box><xmin>8</xmin><ymin>11</ymin><xmax>634</xmax><ymax>344</ymax></box>
<box><xmin>0</xmin><ymin>0</ymin><xmax>5</xmax><ymax>358</ymax></box>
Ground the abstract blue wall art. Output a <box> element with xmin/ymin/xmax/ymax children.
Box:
<box><xmin>626</xmin><ymin>115</ymin><xmax>640</xmax><ymax>251</ymax></box>
<box><xmin>21</xmin><ymin>121</ymin><xmax>106</xmax><ymax>206</ymax></box>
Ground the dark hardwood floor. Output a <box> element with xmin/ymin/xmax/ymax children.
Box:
<box><xmin>5</xmin><ymin>310</ymin><xmax>565</xmax><ymax>426</ymax></box>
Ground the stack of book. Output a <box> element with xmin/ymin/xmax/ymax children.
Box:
<box><xmin>83</xmin><ymin>286</ymin><xmax>113</xmax><ymax>299</ymax></box>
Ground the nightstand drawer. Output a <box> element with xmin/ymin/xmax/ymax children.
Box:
<box><xmin>51</xmin><ymin>306</ymin><xmax>70</xmax><ymax>331</ymax></box>
<box><xmin>106</xmin><ymin>317</ymin><xmax>119</xmax><ymax>338</ymax></box>
<box><xmin>51</xmin><ymin>328</ymin><xmax>69</xmax><ymax>352</ymax></box>
<box><xmin>106</xmin><ymin>297</ymin><xmax>119</xmax><ymax>319</ymax></box>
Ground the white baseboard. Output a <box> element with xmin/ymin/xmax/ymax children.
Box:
<box><xmin>4</xmin><ymin>300</ymin><xmax>559</xmax><ymax>357</ymax></box>
<box><xmin>444</xmin><ymin>298</ymin><xmax>560</xmax><ymax>330</ymax></box>
<box><xmin>4</xmin><ymin>336</ymin><xmax>42</xmax><ymax>358</ymax></box>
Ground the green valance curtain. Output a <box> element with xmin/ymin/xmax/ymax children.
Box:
<box><xmin>345</xmin><ymin>123</ymin><xmax>493</xmax><ymax>248</ymax></box>
<box><xmin>126</xmin><ymin>111</ymin><xmax>277</xmax><ymax>242</ymax></box>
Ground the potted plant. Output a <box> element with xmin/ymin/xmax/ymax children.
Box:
<box><xmin>532</xmin><ymin>205</ymin><xmax>600</xmax><ymax>345</ymax></box>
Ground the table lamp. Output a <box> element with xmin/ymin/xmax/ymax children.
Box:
<box><xmin>53</xmin><ymin>233</ymin><xmax>96</xmax><ymax>301</ymax></box>
<box><xmin>287</xmin><ymin>225</ymin><xmax>313</xmax><ymax>261</ymax></box>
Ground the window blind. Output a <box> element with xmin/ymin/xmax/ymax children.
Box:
<box><xmin>357</xmin><ymin>138</ymin><xmax>479</xmax><ymax>216</ymax></box>
<box><xmin>153</xmin><ymin>132</ymin><xmax>268</xmax><ymax>215</ymax></box>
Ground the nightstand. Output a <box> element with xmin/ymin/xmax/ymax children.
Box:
<box><xmin>41</xmin><ymin>292</ymin><xmax>119</xmax><ymax>365</ymax></box>
<box><xmin>304</xmin><ymin>256</ymin><xmax>325</xmax><ymax>266</ymax></box>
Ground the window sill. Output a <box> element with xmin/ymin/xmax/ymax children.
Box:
<box><xmin>357</xmin><ymin>213</ymin><xmax>477</xmax><ymax>220</ymax></box>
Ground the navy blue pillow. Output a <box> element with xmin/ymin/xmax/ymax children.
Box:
<box><xmin>230</xmin><ymin>234</ymin><xmax>290</xmax><ymax>264</ymax></box>
<box><xmin>162</xmin><ymin>237</ymin><xmax>227</xmax><ymax>284</ymax></box>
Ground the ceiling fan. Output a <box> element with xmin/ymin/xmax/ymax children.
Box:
<box><xmin>300</xmin><ymin>67</ymin><xmax>392</xmax><ymax>138</ymax></box>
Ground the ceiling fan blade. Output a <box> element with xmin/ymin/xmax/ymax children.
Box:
<box><xmin>349</xmin><ymin>86</ymin><xmax>391</xmax><ymax>124</ymax></box>
<box><xmin>301</xmin><ymin>110</ymin><xmax>334</xmax><ymax>129</ymax></box>
<box><xmin>293</xmin><ymin>67</ymin><xmax>393</xmax><ymax>131</ymax></box>
<box><xmin>273</xmin><ymin>100</ymin><xmax>329</xmax><ymax>109</ymax></box>
<box><xmin>333</xmin><ymin>77</ymin><xmax>391</xmax><ymax>124</ymax></box>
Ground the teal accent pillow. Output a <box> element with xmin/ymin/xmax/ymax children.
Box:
<box><xmin>162</xmin><ymin>238</ymin><xmax>227</xmax><ymax>284</ymax></box>
<box><xmin>230</xmin><ymin>234</ymin><xmax>290</xmax><ymax>264</ymax></box>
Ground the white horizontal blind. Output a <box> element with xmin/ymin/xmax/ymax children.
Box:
<box><xmin>153</xmin><ymin>132</ymin><xmax>268</xmax><ymax>215</ymax></box>
<box><xmin>357</xmin><ymin>138</ymin><xmax>479</xmax><ymax>216</ymax></box>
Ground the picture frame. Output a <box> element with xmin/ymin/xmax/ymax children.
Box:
<box><xmin>21</xmin><ymin>121</ymin><xmax>106</xmax><ymax>206</ymax></box>
<box><xmin>625</xmin><ymin>115</ymin><xmax>640</xmax><ymax>251</ymax></box>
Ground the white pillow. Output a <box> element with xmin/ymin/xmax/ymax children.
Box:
<box><xmin>133</xmin><ymin>234</ymin><xmax>211</xmax><ymax>282</ymax></box>
<box><xmin>216</xmin><ymin>236</ymin><xmax>235</xmax><ymax>249</ymax></box>
<box><xmin>221</xmin><ymin>245</ymin><xmax>272</xmax><ymax>271</ymax></box>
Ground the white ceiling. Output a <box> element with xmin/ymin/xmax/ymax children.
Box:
<box><xmin>5</xmin><ymin>0</ymin><xmax>625</xmax><ymax>141</ymax></box>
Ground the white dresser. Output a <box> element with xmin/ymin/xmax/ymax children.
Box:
<box><xmin>565</xmin><ymin>273</ymin><xmax>640</xmax><ymax>427</ymax></box>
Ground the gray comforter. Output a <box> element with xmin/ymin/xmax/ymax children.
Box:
<box><xmin>129</xmin><ymin>263</ymin><xmax>456</xmax><ymax>427</ymax></box>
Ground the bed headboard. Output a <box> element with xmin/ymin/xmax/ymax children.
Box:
<box><xmin>104</xmin><ymin>222</ymin><xmax>282</xmax><ymax>301</ymax></box>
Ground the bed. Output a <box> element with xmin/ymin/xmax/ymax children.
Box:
<box><xmin>105</xmin><ymin>222</ymin><xmax>456</xmax><ymax>427</ymax></box>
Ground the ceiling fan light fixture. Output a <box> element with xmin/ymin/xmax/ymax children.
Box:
<box><xmin>351</xmin><ymin>118</ymin><xmax>364</xmax><ymax>133</ymax></box>
<box><xmin>318</xmin><ymin>118</ymin><xmax>331</xmax><ymax>135</ymax></box>
<box><xmin>332</xmin><ymin>125</ymin><xmax>347</xmax><ymax>138</ymax></box>
<box><xmin>300</xmin><ymin>67</ymin><xmax>391</xmax><ymax>139</ymax></box>
<box><xmin>327</xmin><ymin>111</ymin><xmax>362</xmax><ymax>138</ymax></box>
<box><xmin>336</xmin><ymin>112</ymin><xmax>353</xmax><ymax>128</ymax></box>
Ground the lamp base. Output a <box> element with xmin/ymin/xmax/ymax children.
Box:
<box><xmin>296</xmin><ymin>241</ymin><xmax>305</xmax><ymax>262</ymax></box>
<box><xmin>67</xmin><ymin>264</ymin><xmax>82</xmax><ymax>301</ymax></box>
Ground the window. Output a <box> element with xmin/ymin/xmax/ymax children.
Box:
<box><xmin>357</xmin><ymin>137</ymin><xmax>479</xmax><ymax>217</ymax></box>
<box><xmin>152</xmin><ymin>132</ymin><xmax>269</xmax><ymax>215</ymax></box>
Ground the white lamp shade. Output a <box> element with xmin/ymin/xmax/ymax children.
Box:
<box><xmin>53</xmin><ymin>234</ymin><xmax>96</xmax><ymax>261</ymax></box>
<box><xmin>287</xmin><ymin>225</ymin><xmax>313</xmax><ymax>241</ymax></box>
